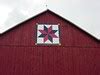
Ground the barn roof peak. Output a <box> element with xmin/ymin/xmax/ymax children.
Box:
<box><xmin>0</xmin><ymin>0</ymin><xmax>100</xmax><ymax>40</ymax></box>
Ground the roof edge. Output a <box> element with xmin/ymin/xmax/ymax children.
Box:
<box><xmin>0</xmin><ymin>9</ymin><xmax>48</xmax><ymax>35</ymax></box>
<box><xmin>47</xmin><ymin>9</ymin><xmax>100</xmax><ymax>41</ymax></box>
<box><xmin>0</xmin><ymin>9</ymin><xmax>100</xmax><ymax>41</ymax></box>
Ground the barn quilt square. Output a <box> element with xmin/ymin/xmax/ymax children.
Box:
<box><xmin>36</xmin><ymin>24</ymin><xmax>60</xmax><ymax>45</ymax></box>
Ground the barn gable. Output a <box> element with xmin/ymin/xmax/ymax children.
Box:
<box><xmin>0</xmin><ymin>10</ymin><xmax>100</xmax><ymax>47</ymax></box>
<box><xmin>0</xmin><ymin>10</ymin><xmax>100</xmax><ymax>75</ymax></box>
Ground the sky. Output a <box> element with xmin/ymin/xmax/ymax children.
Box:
<box><xmin>0</xmin><ymin>0</ymin><xmax>46</xmax><ymax>32</ymax></box>
<box><xmin>47</xmin><ymin>0</ymin><xmax>100</xmax><ymax>39</ymax></box>
<box><xmin>0</xmin><ymin>0</ymin><xmax>100</xmax><ymax>39</ymax></box>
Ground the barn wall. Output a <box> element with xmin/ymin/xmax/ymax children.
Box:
<box><xmin>0</xmin><ymin>10</ymin><xmax>100</xmax><ymax>75</ymax></box>
<box><xmin>0</xmin><ymin>11</ymin><xmax>100</xmax><ymax>47</ymax></box>
<box><xmin>0</xmin><ymin>46</ymin><xmax>100</xmax><ymax>75</ymax></box>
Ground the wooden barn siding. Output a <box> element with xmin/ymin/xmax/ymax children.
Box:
<box><xmin>0</xmin><ymin>11</ymin><xmax>100</xmax><ymax>75</ymax></box>
<box><xmin>0</xmin><ymin>47</ymin><xmax>100</xmax><ymax>75</ymax></box>
<box><xmin>0</xmin><ymin>11</ymin><xmax>100</xmax><ymax>47</ymax></box>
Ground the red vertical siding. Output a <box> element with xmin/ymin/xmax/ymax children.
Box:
<box><xmin>0</xmin><ymin>10</ymin><xmax>100</xmax><ymax>75</ymax></box>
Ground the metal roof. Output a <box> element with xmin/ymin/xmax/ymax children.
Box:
<box><xmin>0</xmin><ymin>0</ymin><xmax>100</xmax><ymax>40</ymax></box>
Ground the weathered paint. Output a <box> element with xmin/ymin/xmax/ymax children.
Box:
<box><xmin>0</xmin><ymin>10</ymin><xmax>100</xmax><ymax>75</ymax></box>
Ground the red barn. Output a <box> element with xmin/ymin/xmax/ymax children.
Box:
<box><xmin>0</xmin><ymin>10</ymin><xmax>100</xmax><ymax>75</ymax></box>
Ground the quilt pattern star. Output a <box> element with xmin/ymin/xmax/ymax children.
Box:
<box><xmin>36</xmin><ymin>24</ymin><xmax>60</xmax><ymax>44</ymax></box>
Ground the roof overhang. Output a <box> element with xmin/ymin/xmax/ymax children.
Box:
<box><xmin>0</xmin><ymin>0</ymin><xmax>100</xmax><ymax>40</ymax></box>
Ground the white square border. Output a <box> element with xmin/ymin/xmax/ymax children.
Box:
<box><xmin>35</xmin><ymin>23</ymin><xmax>61</xmax><ymax>45</ymax></box>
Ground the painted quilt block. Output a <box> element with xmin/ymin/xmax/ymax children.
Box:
<box><xmin>36</xmin><ymin>24</ymin><xmax>60</xmax><ymax>45</ymax></box>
